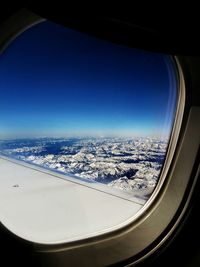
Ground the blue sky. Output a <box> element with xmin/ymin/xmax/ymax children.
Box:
<box><xmin>0</xmin><ymin>20</ymin><xmax>177</xmax><ymax>139</ymax></box>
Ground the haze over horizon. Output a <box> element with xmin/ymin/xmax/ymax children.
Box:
<box><xmin>0</xmin><ymin>131</ymin><xmax>171</xmax><ymax>141</ymax></box>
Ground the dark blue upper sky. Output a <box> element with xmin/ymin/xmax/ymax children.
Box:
<box><xmin>0</xmin><ymin>20</ymin><xmax>177</xmax><ymax>139</ymax></box>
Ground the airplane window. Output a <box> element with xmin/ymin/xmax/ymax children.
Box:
<box><xmin>0</xmin><ymin>20</ymin><xmax>178</xmax><ymax>207</ymax></box>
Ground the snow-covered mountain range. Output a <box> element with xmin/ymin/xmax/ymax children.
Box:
<box><xmin>0</xmin><ymin>137</ymin><xmax>167</xmax><ymax>200</ymax></box>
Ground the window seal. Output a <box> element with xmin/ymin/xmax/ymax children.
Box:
<box><xmin>1</xmin><ymin>8</ymin><xmax>199</xmax><ymax>266</ymax></box>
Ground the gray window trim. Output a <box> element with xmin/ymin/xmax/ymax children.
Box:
<box><xmin>0</xmin><ymin>8</ymin><xmax>199</xmax><ymax>266</ymax></box>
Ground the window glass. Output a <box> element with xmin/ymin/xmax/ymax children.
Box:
<box><xmin>0</xmin><ymin>21</ymin><xmax>178</xmax><ymax>203</ymax></box>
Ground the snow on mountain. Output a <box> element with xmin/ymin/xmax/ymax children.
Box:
<box><xmin>0</xmin><ymin>137</ymin><xmax>167</xmax><ymax>200</ymax></box>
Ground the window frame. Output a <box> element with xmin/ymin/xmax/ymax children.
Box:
<box><xmin>0</xmin><ymin>9</ymin><xmax>199</xmax><ymax>266</ymax></box>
